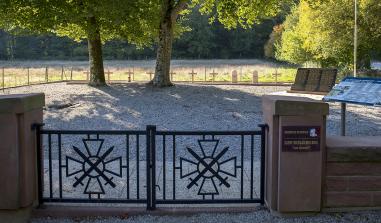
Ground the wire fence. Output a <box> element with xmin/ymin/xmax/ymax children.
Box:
<box><xmin>1</xmin><ymin>66</ymin><xmax>297</xmax><ymax>90</ymax></box>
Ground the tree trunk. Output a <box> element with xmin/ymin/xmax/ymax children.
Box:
<box><xmin>150</xmin><ymin>1</ymin><xmax>174</xmax><ymax>87</ymax></box>
<box><xmin>87</xmin><ymin>15</ymin><xmax>106</xmax><ymax>86</ymax></box>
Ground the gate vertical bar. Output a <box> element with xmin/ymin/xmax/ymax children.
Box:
<box><xmin>146</xmin><ymin>125</ymin><xmax>156</xmax><ymax>210</ymax></box>
<box><xmin>259</xmin><ymin>124</ymin><xmax>267</xmax><ymax>205</ymax></box>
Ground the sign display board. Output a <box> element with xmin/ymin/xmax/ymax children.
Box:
<box><xmin>282</xmin><ymin>126</ymin><xmax>321</xmax><ymax>152</ymax></box>
<box><xmin>323</xmin><ymin>77</ymin><xmax>381</xmax><ymax>106</ymax></box>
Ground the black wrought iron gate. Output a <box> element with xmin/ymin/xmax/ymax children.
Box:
<box><xmin>34</xmin><ymin>124</ymin><xmax>266</xmax><ymax>209</ymax></box>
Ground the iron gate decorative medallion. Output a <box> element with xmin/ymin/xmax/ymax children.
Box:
<box><xmin>179</xmin><ymin>139</ymin><xmax>238</xmax><ymax>196</ymax></box>
<box><xmin>65</xmin><ymin>138</ymin><xmax>122</xmax><ymax>196</ymax></box>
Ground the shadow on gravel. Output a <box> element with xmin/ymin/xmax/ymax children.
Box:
<box><xmin>42</xmin><ymin>82</ymin><xmax>381</xmax><ymax>135</ymax></box>
<box><xmin>44</xmin><ymin>83</ymin><xmax>266</xmax><ymax>131</ymax></box>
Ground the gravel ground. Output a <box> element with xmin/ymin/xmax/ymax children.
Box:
<box><xmin>2</xmin><ymin>83</ymin><xmax>381</xmax><ymax>222</ymax></box>
<box><xmin>1</xmin><ymin>82</ymin><xmax>380</xmax><ymax>135</ymax></box>
<box><xmin>31</xmin><ymin>209</ymin><xmax>381</xmax><ymax>223</ymax></box>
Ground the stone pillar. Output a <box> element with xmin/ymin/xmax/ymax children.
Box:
<box><xmin>231</xmin><ymin>70</ymin><xmax>238</xmax><ymax>83</ymax></box>
<box><xmin>0</xmin><ymin>93</ymin><xmax>45</xmax><ymax>223</ymax></box>
<box><xmin>262</xmin><ymin>95</ymin><xmax>329</xmax><ymax>215</ymax></box>
<box><xmin>252</xmin><ymin>71</ymin><xmax>259</xmax><ymax>84</ymax></box>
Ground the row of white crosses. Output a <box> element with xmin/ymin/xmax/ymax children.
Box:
<box><xmin>83</xmin><ymin>69</ymin><xmax>133</xmax><ymax>83</ymax></box>
<box><xmin>81</xmin><ymin>69</ymin><xmax>278</xmax><ymax>84</ymax></box>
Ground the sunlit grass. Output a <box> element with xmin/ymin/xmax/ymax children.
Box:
<box><xmin>0</xmin><ymin>60</ymin><xmax>297</xmax><ymax>88</ymax></box>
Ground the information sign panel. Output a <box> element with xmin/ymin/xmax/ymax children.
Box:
<box><xmin>323</xmin><ymin>77</ymin><xmax>381</xmax><ymax>106</ymax></box>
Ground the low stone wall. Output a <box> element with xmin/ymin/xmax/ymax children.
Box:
<box><xmin>324</xmin><ymin>136</ymin><xmax>381</xmax><ymax>209</ymax></box>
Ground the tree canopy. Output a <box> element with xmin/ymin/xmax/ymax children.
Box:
<box><xmin>0</xmin><ymin>0</ymin><xmax>160</xmax><ymax>85</ymax></box>
<box><xmin>274</xmin><ymin>0</ymin><xmax>381</xmax><ymax>69</ymax></box>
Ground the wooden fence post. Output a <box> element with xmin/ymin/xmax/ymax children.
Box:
<box><xmin>61</xmin><ymin>66</ymin><xmax>64</xmax><ymax>81</ymax></box>
<box><xmin>27</xmin><ymin>67</ymin><xmax>30</xmax><ymax>85</ymax></box>
<box><xmin>204</xmin><ymin>67</ymin><xmax>207</xmax><ymax>82</ymax></box>
<box><xmin>240</xmin><ymin>67</ymin><xmax>243</xmax><ymax>82</ymax></box>
<box><xmin>2</xmin><ymin>67</ymin><xmax>4</xmax><ymax>92</ymax></box>
<box><xmin>45</xmin><ymin>67</ymin><xmax>48</xmax><ymax>82</ymax></box>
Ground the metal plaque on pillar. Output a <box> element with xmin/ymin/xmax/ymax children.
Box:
<box><xmin>282</xmin><ymin>126</ymin><xmax>321</xmax><ymax>152</ymax></box>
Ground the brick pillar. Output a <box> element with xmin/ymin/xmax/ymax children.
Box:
<box><xmin>262</xmin><ymin>95</ymin><xmax>329</xmax><ymax>215</ymax></box>
<box><xmin>0</xmin><ymin>93</ymin><xmax>45</xmax><ymax>223</ymax></box>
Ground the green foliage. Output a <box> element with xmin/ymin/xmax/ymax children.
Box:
<box><xmin>0</xmin><ymin>5</ymin><xmax>284</xmax><ymax>60</ymax></box>
<box><xmin>194</xmin><ymin>0</ymin><xmax>290</xmax><ymax>29</ymax></box>
<box><xmin>0</xmin><ymin>0</ymin><xmax>159</xmax><ymax>46</ymax></box>
<box><xmin>275</xmin><ymin>0</ymin><xmax>381</xmax><ymax>69</ymax></box>
<box><xmin>0</xmin><ymin>0</ymin><xmax>293</xmax><ymax>61</ymax></box>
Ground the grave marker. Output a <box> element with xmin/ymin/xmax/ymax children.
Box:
<box><xmin>252</xmin><ymin>71</ymin><xmax>259</xmax><ymax>84</ymax></box>
<box><xmin>189</xmin><ymin>69</ymin><xmax>197</xmax><ymax>83</ymax></box>
<box><xmin>170</xmin><ymin>71</ymin><xmax>176</xmax><ymax>81</ymax></box>
<box><xmin>272</xmin><ymin>69</ymin><xmax>281</xmax><ymax>84</ymax></box>
<box><xmin>83</xmin><ymin>70</ymin><xmax>90</xmax><ymax>81</ymax></box>
<box><xmin>147</xmin><ymin>71</ymin><xmax>154</xmax><ymax>81</ymax></box>
<box><xmin>232</xmin><ymin>70</ymin><xmax>238</xmax><ymax>83</ymax></box>
<box><xmin>106</xmin><ymin>70</ymin><xmax>113</xmax><ymax>83</ymax></box>
<box><xmin>210</xmin><ymin>70</ymin><xmax>218</xmax><ymax>82</ymax></box>
<box><xmin>126</xmin><ymin>70</ymin><xmax>134</xmax><ymax>82</ymax></box>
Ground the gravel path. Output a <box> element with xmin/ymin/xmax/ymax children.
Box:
<box><xmin>1</xmin><ymin>82</ymin><xmax>380</xmax><ymax>135</ymax></box>
<box><xmin>31</xmin><ymin>209</ymin><xmax>381</xmax><ymax>223</ymax></box>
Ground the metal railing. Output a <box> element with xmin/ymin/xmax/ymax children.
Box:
<box><xmin>33</xmin><ymin>124</ymin><xmax>266</xmax><ymax>209</ymax></box>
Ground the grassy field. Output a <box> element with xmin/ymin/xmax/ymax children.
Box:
<box><xmin>0</xmin><ymin>59</ymin><xmax>298</xmax><ymax>88</ymax></box>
